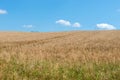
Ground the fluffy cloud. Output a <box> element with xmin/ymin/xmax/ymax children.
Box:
<box><xmin>96</xmin><ymin>23</ymin><xmax>116</xmax><ymax>30</ymax></box>
<box><xmin>0</xmin><ymin>9</ymin><xmax>7</xmax><ymax>14</ymax></box>
<box><xmin>56</xmin><ymin>19</ymin><xmax>81</xmax><ymax>28</ymax></box>
<box><xmin>73</xmin><ymin>22</ymin><xmax>81</xmax><ymax>27</ymax></box>
<box><xmin>56</xmin><ymin>19</ymin><xmax>71</xmax><ymax>26</ymax></box>
<box><xmin>23</xmin><ymin>25</ymin><xmax>34</xmax><ymax>28</ymax></box>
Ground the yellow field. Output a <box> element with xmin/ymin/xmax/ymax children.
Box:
<box><xmin>0</xmin><ymin>30</ymin><xmax>120</xmax><ymax>80</ymax></box>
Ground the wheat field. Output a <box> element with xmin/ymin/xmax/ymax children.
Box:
<box><xmin>0</xmin><ymin>30</ymin><xmax>120</xmax><ymax>80</ymax></box>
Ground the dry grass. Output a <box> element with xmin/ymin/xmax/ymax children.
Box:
<box><xmin>0</xmin><ymin>30</ymin><xmax>120</xmax><ymax>80</ymax></box>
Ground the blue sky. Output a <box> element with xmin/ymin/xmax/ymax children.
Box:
<box><xmin>0</xmin><ymin>0</ymin><xmax>120</xmax><ymax>32</ymax></box>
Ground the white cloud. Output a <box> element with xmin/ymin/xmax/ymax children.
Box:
<box><xmin>23</xmin><ymin>25</ymin><xmax>34</xmax><ymax>28</ymax></box>
<box><xmin>73</xmin><ymin>22</ymin><xmax>81</xmax><ymax>27</ymax></box>
<box><xmin>56</xmin><ymin>19</ymin><xmax>81</xmax><ymax>28</ymax></box>
<box><xmin>56</xmin><ymin>19</ymin><xmax>71</xmax><ymax>26</ymax></box>
<box><xmin>96</xmin><ymin>23</ymin><xmax>116</xmax><ymax>30</ymax></box>
<box><xmin>0</xmin><ymin>9</ymin><xmax>7</xmax><ymax>14</ymax></box>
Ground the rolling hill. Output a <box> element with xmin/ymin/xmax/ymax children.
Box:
<box><xmin>0</xmin><ymin>30</ymin><xmax>120</xmax><ymax>80</ymax></box>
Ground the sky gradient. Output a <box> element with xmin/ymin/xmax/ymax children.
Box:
<box><xmin>0</xmin><ymin>0</ymin><xmax>120</xmax><ymax>32</ymax></box>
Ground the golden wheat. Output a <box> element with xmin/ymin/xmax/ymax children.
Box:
<box><xmin>0</xmin><ymin>30</ymin><xmax>120</xmax><ymax>80</ymax></box>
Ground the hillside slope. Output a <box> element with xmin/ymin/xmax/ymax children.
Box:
<box><xmin>0</xmin><ymin>30</ymin><xmax>120</xmax><ymax>80</ymax></box>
